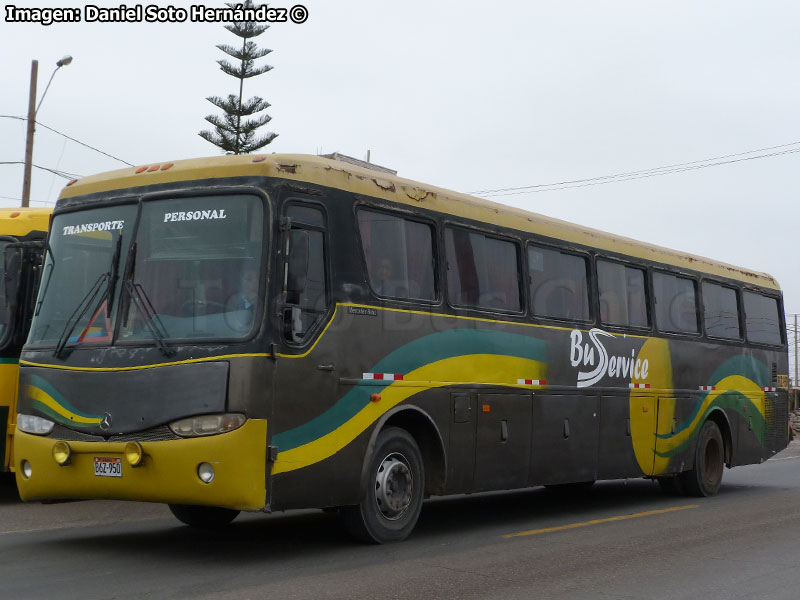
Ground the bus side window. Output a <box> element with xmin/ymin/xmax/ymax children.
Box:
<box><xmin>653</xmin><ymin>271</ymin><xmax>698</xmax><ymax>334</ymax></box>
<box><xmin>284</xmin><ymin>205</ymin><xmax>328</xmax><ymax>343</ymax></box>
<box><xmin>356</xmin><ymin>209</ymin><xmax>436</xmax><ymax>301</ymax></box>
<box><xmin>702</xmin><ymin>281</ymin><xmax>741</xmax><ymax>340</ymax></box>
<box><xmin>529</xmin><ymin>244</ymin><xmax>590</xmax><ymax>321</ymax></box>
<box><xmin>445</xmin><ymin>227</ymin><xmax>521</xmax><ymax>312</ymax></box>
<box><xmin>742</xmin><ymin>290</ymin><xmax>782</xmax><ymax>345</ymax></box>
<box><xmin>597</xmin><ymin>259</ymin><xmax>648</xmax><ymax>328</ymax></box>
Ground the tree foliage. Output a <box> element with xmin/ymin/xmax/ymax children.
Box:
<box><xmin>199</xmin><ymin>0</ymin><xmax>277</xmax><ymax>154</ymax></box>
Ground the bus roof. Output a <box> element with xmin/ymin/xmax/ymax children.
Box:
<box><xmin>59</xmin><ymin>154</ymin><xmax>779</xmax><ymax>290</ymax></box>
<box><xmin>0</xmin><ymin>207</ymin><xmax>51</xmax><ymax>237</ymax></box>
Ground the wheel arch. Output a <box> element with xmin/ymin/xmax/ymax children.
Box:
<box><xmin>705</xmin><ymin>408</ymin><xmax>733</xmax><ymax>467</ymax></box>
<box><xmin>361</xmin><ymin>405</ymin><xmax>447</xmax><ymax>497</ymax></box>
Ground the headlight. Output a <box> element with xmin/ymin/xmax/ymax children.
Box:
<box><xmin>17</xmin><ymin>414</ymin><xmax>55</xmax><ymax>436</ymax></box>
<box><xmin>168</xmin><ymin>413</ymin><xmax>246</xmax><ymax>437</ymax></box>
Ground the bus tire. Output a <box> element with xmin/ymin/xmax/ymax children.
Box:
<box><xmin>168</xmin><ymin>504</ymin><xmax>240</xmax><ymax>528</ymax></box>
<box><xmin>679</xmin><ymin>419</ymin><xmax>725</xmax><ymax>497</ymax></box>
<box><xmin>341</xmin><ymin>427</ymin><xmax>424</xmax><ymax>544</ymax></box>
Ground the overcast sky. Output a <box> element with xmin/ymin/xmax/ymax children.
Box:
<box><xmin>3</xmin><ymin>1</ymin><xmax>800</xmax><ymax>323</ymax></box>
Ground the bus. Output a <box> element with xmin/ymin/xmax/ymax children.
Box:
<box><xmin>0</xmin><ymin>208</ymin><xmax>50</xmax><ymax>473</ymax></box>
<box><xmin>13</xmin><ymin>155</ymin><xmax>789</xmax><ymax>542</ymax></box>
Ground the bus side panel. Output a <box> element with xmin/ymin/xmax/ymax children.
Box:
<box><xmin>0</xmin><ymin>362</ymin><xmax>19</xmax><ymax>471</ymax></box>
<box><xmin>730</xmin><ymin>390</ymin><xmax>788</xmax><ymax>466</ymax></box>
<box><xmin>597</xmin><ymin>393</ymin><xmax>648</xmax><ymax>479</ymax></box>
<box><xmin>530</xmin><ymin>393</ymin><xmax>599</xmax><ymax>486</ymax></box>
<box><xmin>269</xmin><ymin>426</ymin><xmax>370</xmax><ymax>510</ymax></box>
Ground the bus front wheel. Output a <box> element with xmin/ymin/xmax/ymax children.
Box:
<box><xmin>679</xmin><ymin>420</ymin><xmax>725</xmax><ymax>497</ymax></box>
<box><xmin>169</xmin><ymin>504</ymin><xmax>240</xmax><ymax>528</ymax></box>
<box><xmin>342</xmin><ymin>427</ymin><xmax>424</xmax><ymax>544</ymax></box>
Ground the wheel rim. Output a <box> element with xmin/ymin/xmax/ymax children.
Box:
<box><xmin>703</xmin><ymin>436</ymin><xmax>723</xmax><ymax>487</ymax></box>
<box><xmin>374</xmin><ymin>452</ymin><xmax>413</xmax><ymax>520</ymax></box>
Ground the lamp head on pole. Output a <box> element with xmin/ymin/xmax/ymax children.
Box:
<box><xmin>56</xmin><ymin>55</ymin><xmax>72</xmax><ymax>68</ymax></box>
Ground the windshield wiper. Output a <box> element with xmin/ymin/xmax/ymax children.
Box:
<box><xmin>53</xmin><ymin>272</ymin><xmax>108</xmax><ymax>358</ymax></box>
<box><xmin>52</xmin><ymin>235</ymin><xmax>124</xmax><ymax>359</ymax></box>
<box><xmin>119</xmin><ymin>242</ymin><xmax>174</xmax><ymax>357</ymax></box>
<box><xmin>106</xmin><ymin>235</ymin><xmax>123</xmax><ymax>314</ymax></box>
<box><xmin>124</xmin><ymin>279</ymin><xmax>174</xmax><ymax>357</ymax></box>
<box><xmin>34</xmin><ymin>241</ymin><xmax>56</xmax><ymax>317</ymax></box>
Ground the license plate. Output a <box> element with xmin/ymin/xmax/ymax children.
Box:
<box><xmin>94</xmin><ymin>457</ymin><xmax>122</xmax><ymax>477</ymax></box>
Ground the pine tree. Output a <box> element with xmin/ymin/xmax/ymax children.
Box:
<box><xmin>199</xmin><ymin>0</ymin><xmax>277</xmax><ymax>154</ymax></box>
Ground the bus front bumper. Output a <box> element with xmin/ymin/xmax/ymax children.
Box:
<box><xmin>14</xmin><ymin>419</ymin><xmax>267</xmax><ymax>511</ymax></box>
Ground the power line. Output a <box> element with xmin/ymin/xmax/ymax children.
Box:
<box><xmin>34</xmin><ymin>120</ymin><xmax>134</xmax><ymax>166</ymax></box>
<box><xmin>470</xmin><ymin>140</ymin><xmax>800</xmax><ymax>197</ymax></box>
<box><xmin>0</xmin><ymin>161</ymin><xmax>82</xmax><ymax>179</ymax></box>
<box><xmin>0</xmin><ymin>114</ymin><xmax>134</xmax><ymax>166</ymax></box>
<box><xmin>0</xmin><ymin>194</ymin><xmax>51</xmax><ymax>205</ymax></box>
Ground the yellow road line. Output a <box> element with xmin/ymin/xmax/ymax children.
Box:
<box><xmin>503</xmin><ymin>504</ymin><xmax>699</xmax><ymax>538</ymax></box>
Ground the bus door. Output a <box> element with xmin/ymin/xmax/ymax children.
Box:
<box><xmin>271</xmin><ymin>200</ymin><xmax>337</xmax><ymax>501</ymax></box>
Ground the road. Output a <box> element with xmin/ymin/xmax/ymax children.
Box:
<box><xmin>1</xmin><ymin>442</ymin><xmax>799</xmax><ymax>600</ymax></box>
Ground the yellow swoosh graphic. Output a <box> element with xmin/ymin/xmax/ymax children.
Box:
<box><xmin>25</xmin><ymin>385</ymin><xmax>103</xmax><ymax>425</ymax></box>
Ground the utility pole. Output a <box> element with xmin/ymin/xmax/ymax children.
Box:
<box><xmin>21</xmin><ymin>55</ymin><xmax>73</xmax><ymax>207</ymax></box>
<box><xmin>21</xmin><ymin>60</ymin><xmax>38</xmax><ymax>207</ymax></box>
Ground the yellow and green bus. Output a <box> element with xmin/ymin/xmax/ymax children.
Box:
<box><xmin>13</xmin><ymin>155</ymin><xmax>789</xmax><ymax>542</ymax></box>
<box><xmin>0</xmin><ymin>208</ymin><xmax>50</xmax><ymax>472</ymax></box>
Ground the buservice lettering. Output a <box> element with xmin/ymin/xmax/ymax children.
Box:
<box><xmin>62</xmin><ymin>221</ymin><xmax>124</xmax><ymax>236</ymax></box>
<box><xmin>163</xmin><ymin>209</ymin><xmax>227</xmax><ymax>223</ymax></box>
<box><xmin>569</xmin><ymin>328</ymin><xmax>649</xmax><ymax>388</ymax></box>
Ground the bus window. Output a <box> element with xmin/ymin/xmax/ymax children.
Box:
<box><xmin>284</xmin><ymin>205</ymin><xmax>327</xmax><ymax>342</ymax></box>
<box><xmin>30</xmin><ymin>205</ymin><xmax>137</xmax><ymax>346</ymax></box>
<box><xmin>597</xmin><ymin>260</ymin><xmax>648</xmax><ymax>328</ymax></box>
<box><xmin>445</xmin><ymin>227</ymin><xmax>521</xmax><ymax>312</ymax></box>
<box><xmin>702</xmin><ymin>281</ymin><xmax>741</xmax><ymax>340</ymax></box>
<box><xmin>357</xmin><ymin>209</ymin><xmax>435</xmax><ymax>301</ymax></box>
<box><xmin>528</xmin><ymin>245</ymin><xmax>590</xmax><ymax>321</ymax></box>
<box><xmin>120</xmin><ymin>194</ymin><xmax>264</xmax><ymax>341</ymax></box>
<box><xmin>743</xmin><ymin>291</ymin><xmax>782</xmax><ymax>345</ymax></box>
<box><xmin>653</xmin><ymin>272</ymin><xmax>699</xmax><ymax>334</ymax></box>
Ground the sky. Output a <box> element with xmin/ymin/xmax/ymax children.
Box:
<box><xmin>2</xmin><ymin>1</ymin><xmax>800</xmax><ymax>329</ymax></box>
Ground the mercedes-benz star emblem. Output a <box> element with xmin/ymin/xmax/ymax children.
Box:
<box><xmin>99</xmin><ymin>413</ymin><xmax>112</xmax><ymax>431</ymax></box>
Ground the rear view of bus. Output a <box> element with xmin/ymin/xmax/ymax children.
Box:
<box><xmin>0</xmin><ymin>208</ymin><xmax>50</xmax><ymax>473</ymax></box>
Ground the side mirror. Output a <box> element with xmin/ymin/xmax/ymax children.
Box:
<box><xmin>286</xmin><ymin>230</ymin><xmax>309</xmax><ymax>295</ymax></box>
<box><xmin>3</xmin><ymin>246</ymin><xmax>22</xmax><ymax>309</ymax></box>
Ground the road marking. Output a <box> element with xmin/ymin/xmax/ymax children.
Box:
<box><xmin>503</xmin><ymin>504</ymin><xmax>699</xmax><ymax>538</ymax></box>
<box><xmin>771</xmin><ymin>455</ymin><xmax>800</xmax><ymax>461</ymax></box>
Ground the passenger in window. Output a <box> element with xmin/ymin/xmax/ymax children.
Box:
<box><xmin>374</xmin><ymin>258</ymin><xmax>394</xmax><ymax>295</ymax></box>
<box><xmin>229</xmin><ymin>267</ymin><xmax>258</xmax><ymax>311</ymax></box>
<box><xmin>224</xmin><ymin>267</ymin><xmax>259</xmax><ymax>333</ymax></box>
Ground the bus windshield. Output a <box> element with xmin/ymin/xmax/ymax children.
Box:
<box><xmin>29</xmin><ymin>205</ymin><xmax>136</xmax><ymax>346</ymax></box>
<box><xmin>29</xmin><ymin>194</ymin><xmax>264</xmax><ymax>347</ymax></box>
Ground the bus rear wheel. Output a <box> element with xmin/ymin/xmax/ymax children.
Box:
<box><xmin>169</xmin><ymin>504</ymin><xmax>240</xmax><ymax>528</ymax></box>
<box><xmin>341</xmin><ymin>427</ymin><xmax>424</xmax><ymax>544</ymax></box>
<box><xmin>679</xmin><ymin>419</ymin><xmax>725</xmax><ymax>497</ymax></box>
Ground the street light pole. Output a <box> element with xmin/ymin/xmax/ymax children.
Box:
<box><xmin>21</xmin><ymin>60</ymin><xmax>38</xmax><ymax>208</ymax></box>
<box><xmin>20</xmin><ymin>55</ymin><xmax>73</xmax><ymax>208</ymax></box>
